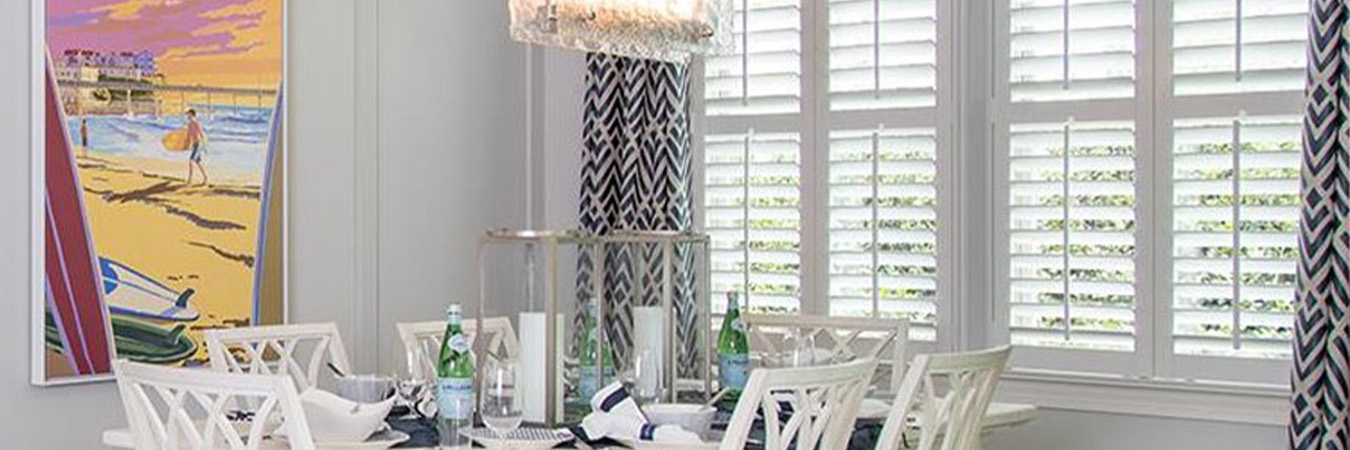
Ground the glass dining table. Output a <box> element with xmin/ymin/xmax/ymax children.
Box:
<box><xmin>384</xmin><ymin>400</ymin><xmax>1037</xmax><ymax>449</ymax></box>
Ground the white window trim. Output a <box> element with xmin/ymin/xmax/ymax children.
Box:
<box><xmin>997</xmin><ymin>369</ymin><xmax>1289</xmax><ymax>426</ymax></box>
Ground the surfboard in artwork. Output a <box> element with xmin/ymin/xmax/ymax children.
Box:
<box><xmin>43</xmin><ymin>56</ymin><xmax>115</xmax><ymax>378</ymax></box>
<box><xmin>100</xmin><ymin>257</ymin><xmax>201</xmax><ymax>322</ymax></box>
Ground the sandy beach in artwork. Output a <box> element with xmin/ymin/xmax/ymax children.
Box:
<box><xmin>51</xmin><ymin>152</ymin><xmax>264</xmax><ymax>368</ymax></box>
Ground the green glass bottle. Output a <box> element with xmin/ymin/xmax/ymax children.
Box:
<box><xmin>717</xmin><ymin>292</ymin><xmax>750</xmax><ymax>402</ymax></box>
<box><xmin>436</xmin><ymin>304</ymin><xmax>474</xmax><ymax>448</ymax></box>
<box><xmin>577</xmin><ymin>297</ymin><xmax>614</xmax><ymax>400</ymax></box>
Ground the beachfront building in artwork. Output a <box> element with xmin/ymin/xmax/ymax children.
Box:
<box><xmin>55</xmin><ymin>49</ymin><xmax>164</xmax><ymax>116</ymax></box>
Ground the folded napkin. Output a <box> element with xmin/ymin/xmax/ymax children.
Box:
<box><xmin>574</xmin><ymin>381</ymin><xmax>701</xmax><ymax>444</ymax></box>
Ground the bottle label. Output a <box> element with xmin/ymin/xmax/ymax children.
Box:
<box><xmin>447</xmin><ymin>334</ymin><xmax>470</xmax><ymax>353</ymax></box>
<box><xmin>718</xmin><ymin>353</ymin><xmax>750</xmax><ymax>390</ymax></box>
<box><xmin>437</xmin><ymin>377</ymin><xmax>474</xmax><ymax>420</ymax></box>
<box><xmin>731</xmin><ymin>319</ymin><xmax>746</xmax><ymax>333</ymax></box>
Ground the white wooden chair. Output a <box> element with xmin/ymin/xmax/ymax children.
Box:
<box><xmin>204</xmin><ymin>323</ymin><xmax>352</xmax><ymax>392</ymax></box>
<box><xmin>396</xmin><ymin>317</ymin><xmax>520</xmax><ymax>380</ymax></box>
<box><xmin>875</xmin><ymin>346</ymin><xmax>1013</xmax><ymax>450</ymax></box>
<box><xmin>720</xmin><ymin>358</ymin><xmax>879</xmax><ymax>450</ymax></box>
<box><xmin>111</xmin><ymin>360</ymin><xmax>316</xmax><ymax>450</ymax></box>
<box><xmin>742</xmin><ymin>314</ymin><xmax>909</xmax><ymax>394</ymax></box>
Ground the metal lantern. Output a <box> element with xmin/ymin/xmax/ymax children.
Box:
<box><xmin>508</xmin><ymin>0</ymin><xmax>733</xmax><ymax>63</ymax></box>
<box><xmin>476</xmin><ymin>229</ymin><xmax>713</xmax><ymax>426</ymax></box>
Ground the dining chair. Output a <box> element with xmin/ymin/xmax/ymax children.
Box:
<box><xmin>875</xmin><ymin>346</ymin><xmax>1013</xmax><ymax>450</ymax></box>
<box><xmin>396</xmin><ymin>316</ymin><xmax>520</xmax><ymax>380</ymax></box>
<box><xmin>721</xmin><ymin>358</ymin><xmax>879</xmax><ymax>450</ymax></box>
<box><xmin>742</xmin><ymin>314</ymin><xmax>910</xmax><ymax>394</ymax></box>
<box><xmin>111</xmin><ymin>359</ymin><xmax>316</xmax><ymax>450</ymax></box>
<box><xmin>204</xmin><ymin>323</ymin><xmax>352</xmax><ymax>392</ymax></box>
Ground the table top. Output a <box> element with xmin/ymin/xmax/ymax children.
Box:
<box><xmin>102</xmin><ymin>402</ymin><xmax>1036</xmax><ymax>450</ymax></box>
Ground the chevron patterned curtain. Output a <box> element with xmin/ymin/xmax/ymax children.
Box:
<box><xmin>1291</xmin><ymin>1</ymin><xmax>1350</xmax><ymax>448</ymax></box>
<box><xmin>575</xmin><ymin>53</ymin><xmax>698</xmax><ymax>373</ymax></box>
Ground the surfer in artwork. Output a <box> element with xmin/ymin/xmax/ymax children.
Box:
<box><xmin>185</xmin><ymin>109</ymin><xmax>208</xmax><ymax>185</ymax></box>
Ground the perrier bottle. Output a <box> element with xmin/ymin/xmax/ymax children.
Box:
<box><xmin>436</xmin><ymin>304</ymin><xmax>474</xmax><ymax>449</ymax></box>
<box><xmin>717</xmin><ymin>292</ymin><xmax>750</xmax><ymax>403</ymax></box>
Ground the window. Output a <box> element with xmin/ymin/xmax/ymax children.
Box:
<box><xmin>1007</xmin><ymin>121</ymin><xmax>1137</xmax><ymax>352</ymax></box>
<box><xmin>1170</xmin><ymin>115</ymin><xmax>1298</xmax><ymax>362</ymax></box>
<box><xmin>704</xmin><ymin>0</ymin><xmax>805</xmax><ymax>314</ymax></box>
<box><xmin>701</xmin><ymin>0</ymin><xmax>953</xmax><ymax>345</ymax></box>
<box><xmin>995</xmin><ymin>0</ymin><xmax>1306</xmax><ymax>384</ymax></box>
<box><xmin>828</xmin><ymin>128</ymin><xmax>940</xmax><ymax>340</ymax></box>
<box><xmin>705</xmin><ymin>132</ymin><xmax>804</xmax><ymax>314</ymax></box>
<box><xmin>705</xmin><ymin>0</ymin><xmax>803</xmax><ymax>116</ymax></box>
<box><xmin>1008</xmin><ymin>0</ymin><xmax>1136</xmax><ymax>102</ymax></box>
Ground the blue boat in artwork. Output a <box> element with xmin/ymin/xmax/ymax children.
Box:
<box><xmin>99</xmin><ymin>257</ymin><xmax>201</xmax><ymax>322</ymax></box>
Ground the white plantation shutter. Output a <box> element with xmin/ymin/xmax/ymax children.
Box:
<box><xmin>704</xmin><ymin>0</ymin><xmax>803</xmax><ymax>116</ymax></box>
<box><xmin>999</xmin><ymin>0</ymin><xmax>1141</xmax><ymax>369</ymax></box>
<box><xmin>827</xmin><ymin>0</ymin><xmax>938</xmax><ymax>110</ymax></box>
<box><xmin>704</xmin><ymin>133</ymin><xmax>803</xmax><ymax>314</ymax></box>
<box><xmin>1171</xmin><ymin>115</ymin><xmax>1298</xmax><ymax>360</ymax></box>
<box><xmin>823</xmin><ymin>0</ymin><xmax>946</xmax><ymax>344</ymax></box>
<box><xmin>1007</xmin><ymin>121</ymin><xmax>1137</xmax><ymax>351</ymax></box>
<box><xmin>1172</xmin><ymin>0</ymin><xmax>1308</xmax><ymax>96</ymax></box>
<box><xmin>827</xmin><ymin>129</ymin><xmax>939</xmax><ymax>340</ymax></box>
<box><xmin>1008</xmin><ymin>0</ymin><xmax>1136</xmax><ymax>102</ymax></box>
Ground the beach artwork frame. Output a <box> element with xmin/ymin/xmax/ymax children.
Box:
<box><xmin>31</xmin><ymin>0</ymin><xmax>289</xmax><ymax>385</ymax></box>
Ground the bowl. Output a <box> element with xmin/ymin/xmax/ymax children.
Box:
<box><xmin>299</xmin><ymin>388</ymin><xmax>395</xmax><ymax>443</ymax></box>
<box><xmin>337</xmin><ymin>374</ymin><xmax>396</xmax><ymax>403</ymax></box>
<box><xmin>641</xmin><ymin>403</ymin><xmax>717</xmax><ymax>437</ymax></box>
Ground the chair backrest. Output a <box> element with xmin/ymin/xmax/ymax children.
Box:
<box><xmin>720</xmin><ymin>358</ymin><xmax>879</xmax><ymax>450</ymax></box>
<box><xmin>204</xmin><ymin>323</ymin><xmax>351</xmax><ymax>392</ymax></box>
<box><xmin>875</xmin><ymin>346</ymin><xmax>1012</xmax><ymax>450</ymax></box>
<box><xmin>114</xmin><ymin>360</ymin><xmax>316</xmax><ymax>450</ymax></box>
<box><xmin>742</xmin><ymin>314</ymin><xmax>909</xmax><ymax>394</ymax></box>
<box><xmin>396</xmin><ymin>317</ymin><xmax>520</xmax><ymax>380</ymax></box>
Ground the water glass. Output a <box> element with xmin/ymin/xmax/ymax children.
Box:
<box><xmin>781</xmin><ymin>329</ymin><xmax>817</xmax><ymax>368</ymax></box>
<box><xmin>628</xmin><ymin>348</ymin><xmax>664</xmax><ymax>404</ymax></box>
<box><xmin>481</xmin><ymin>360</ymin><xmax>523</xmax><ymax>437</ymax></box>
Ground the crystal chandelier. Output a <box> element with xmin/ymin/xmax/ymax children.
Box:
<box><xmin>508</xmin><ymin>0</ymin><xmax>732</xmax><ymax>63</ymax></box>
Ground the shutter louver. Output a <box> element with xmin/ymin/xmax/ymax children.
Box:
<box><xmin>1172</xmin><ymin>0</ymin><xmax>1308</xmax><ymax>96</ymax></box>
<box><xmin>1171</xmin><ymin>115</ymin><xmax>1298</xmax><ymax>359</ymax></box>
<box><xmin>705</xmin><ymin>133</ymin><xmax>803</xmax><ymax>314</ymax></box>
<box><xmin>827</xmin><ymin>0</ymin><xmax>938</xmax><ymax>111</ymax></box>
<box><xmin>705</xmin><ymin>0</ymin><xmax>802</xmax><ymax>116</ymax></box>
<box><xmin>828</xmin><ymin>129</ymin><xmax>939</xmax><ymax>341</ymax></box>
<box><xmin>1009</xmin><ymin>0</ymin><xmax>1136</xmax><ymax>103</ymax></box>
<box><xmin>1008</xmin><ymin>120</ymin><xmax>1137</xmax><ymax>351</ymax></box>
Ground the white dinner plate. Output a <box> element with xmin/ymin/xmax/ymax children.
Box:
<box><xmin>612</xmin><ymin>436</ymin><xmax>720</xmax><ymax>450</ymax></box>
<box><xmin>461</xmin><ymin>427</ymin><xmax>575</xmax><ymax>450</ymax></box>
<box><xmin>316</xmin><ymin>430</ymin><xmax>410</xmax><ymax>450</ymax></box>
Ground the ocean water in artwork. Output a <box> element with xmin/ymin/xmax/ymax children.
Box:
<box><xmin>65</xmin><ymin>108</ymin><xmax>274</xmax><ymax>177</ymax></box>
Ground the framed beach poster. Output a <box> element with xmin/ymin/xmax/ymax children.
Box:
<box><xmin>31</xmin><ymin>0</ymin><xmax>288</xmax><ymax>385</ymax></box>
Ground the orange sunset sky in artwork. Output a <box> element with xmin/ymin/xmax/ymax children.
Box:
<box><xmin>48</xmin><ymin>0</ymin><xmax>282</xmax><ymax>90</ymax></box>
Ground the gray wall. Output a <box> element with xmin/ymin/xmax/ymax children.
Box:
<box><xmin>0</xmin><ymin>0</ymin><xmax>529</xmax><ymax>447</ymax></box>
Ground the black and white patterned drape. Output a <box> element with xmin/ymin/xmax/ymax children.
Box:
<box><xmin>1291</xmin><ymin>1</ymin><xmax>1350</xmax><ymax>448</ymax></box>
<box><xmin>575</xmin><ymin>53</ymin><xmax>697</xmax><ymax>373</ymax></box>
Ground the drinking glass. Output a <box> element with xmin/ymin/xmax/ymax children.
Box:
<box><xmin>628</xmin><ymin>348</ymin><xmax>664</xmax><ymax>405</ymax></box>
<box><xmin>481</xmin><ymin>360</ymin><xmax>523</xmax><ymax>437</ymax></box>
<box><xmin>781</xmin><ymin>329</ymin><xmax>817</xmax><ymax>368</ymax></box>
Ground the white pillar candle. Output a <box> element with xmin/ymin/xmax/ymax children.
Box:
<box><xmin>518</xmin><ymin>312</ymin><xmax>565</xmax><ymax>422</ymax></box>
